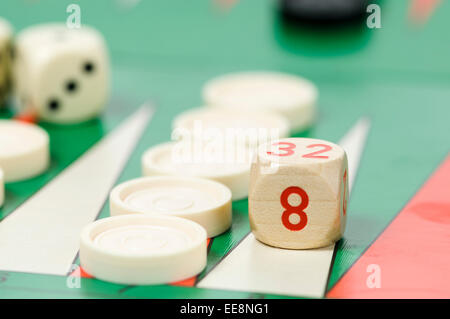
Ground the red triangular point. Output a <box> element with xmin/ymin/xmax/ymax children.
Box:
<box><xmin>69</xmin><ymin>266</ymin><xmax>94</xmax><ymax>279</ymax></box>
<box><xmin>172</xmin><ymin>277</ymin><xmax>197</xmax><ymax>287</ymax></box>
<box><xmin>328</xmin><ymin>155</ymin><xmax>450</xmax><ymax>298</ymax></box>
<box><xmin>409</xmin><ymin>0</ymin><xmax>441</xmax><ymax>24</ymax></box>
<box><xmin>14</xmin><ymin>109</ymin><xmax>38</xmax><ymax>124</ymax></box>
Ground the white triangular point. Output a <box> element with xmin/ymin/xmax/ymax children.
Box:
<box><xmin>339</xmin><ymin>117</ymin><xmax>370</xmax><ymax>192</ymax></box>
<box><xmin>0</xmin><ymin>105</ymin><xmax>154</xmax><ymax>275</ymax></box>
<box><xmin>197</xmin><ymin>117</ymin><xmax>371</xmax><ymax>298</ymax></box>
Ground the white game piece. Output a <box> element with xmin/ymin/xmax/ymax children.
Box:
<box><xmin>203</xmin><ymin>72</ymin><xmax>318</xmax><ymax>132</ymax></box>
<box><xmin>142</xmin><ymin>141</ymin><xmax>251</xmax><ymax>200</ymax></box>
<box><xmin>13</xmin><ymin>23</ymin><xmax>109</xmax><ymax>123</ymax></box>
<box><xmin>0</xmin><ymin>120</ymin><xmax>50</xmax><ymax>182</ymax></box>
<box><xmin>249</xmin><ymin>138</ymin><xmax>348</xmax><ymax>249</ymax></box>
<box><xmin>110</xmin><ymin>175</ymin><xmax>232</xmax><ymax>237</ymax></box>
<box><xmin>172</xmin><ymin>107</ymin><xmax>290</xmax><ymax>148</ymax></box>
<box><xmin>80</xmin><ymin>214</ymin><xmax>207</xmax><ymax>285</ymax></box>
<box><xmin>0</xmin><ymin>167</ymin><xmax>4</xmax><ymax>207</ymax></box>
<box><xmin>0</xmin><ymin>18</ymin><xmax>13</xmax><ymax>106</ymax></box>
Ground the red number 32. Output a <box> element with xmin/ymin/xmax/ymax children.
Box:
<box><xmin>267</xmin><ymin>142</ymin><xmax>296</xmax><ymax>157</ymax></box>
<box><xmin>268</xmin><ymin>142</ymin><xmax>332</xmax><ymax>159</ymax></box>
<box><xmin>302</xmin><ymin>144</ymin><xmax>332</xmax><ymax>159</ymax></box>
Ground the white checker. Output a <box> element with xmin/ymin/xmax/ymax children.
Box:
<box><xmin>110</xmin><ymin>176</ymin><xmax>232</xmax><ymax>237</ymax></box>
<box><xmin>203</xmin><ymin>72</ymin><xmax>317</xmax><ymax>132</ymax></box>
<box><xmin>80</xmin><ymin>214</ymin><xmax>207</xmax><ymax>285</ymax></box>
<box><xmin>0</xmin><ymin>120</ymin><xmax>49</xmax><ymax>182</ymax></box>
<box><xmin>172</xmin><ymin>107</ymin><xmax>290</xmax><ymax>148</ymax></box>
<box><xmin>142</xmin><ymin>141</ymin><xmax>251</xmax><ymax>200</ymax></box>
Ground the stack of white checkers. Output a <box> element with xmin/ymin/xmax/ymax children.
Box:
<box><xmin>79</xmin><ymin>70</ymin><xmax>319</xmax><ymax>285</ymax></box>
<box><xmin>0</xmin><ymin>120</ymin><xmax>50</xmax><ymax>207</ymax></box>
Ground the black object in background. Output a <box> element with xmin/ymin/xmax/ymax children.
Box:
<box><xmin>280</xmin><ymin>0</ymin><xmax>370</xmax><ymax>26</ymax></box>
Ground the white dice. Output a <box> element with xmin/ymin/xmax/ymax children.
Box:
<box><xmin>249</xmin><ymin>138</ymin><xmax>348</xmax><ymax>249</ymax></box>
<box><xmin>14</xmin><ymin>23</ymin><xmax>109</xmax><ymax>123</ymax></box>
<box><xmin>0</xmin><ymin>18</ymin><xmax>13</xmax><ymax>107</ymax></box>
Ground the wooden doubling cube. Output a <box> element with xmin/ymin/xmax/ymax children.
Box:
<box><xmin>249</xmin><ymin>138</ymin><xmax>348</xmax><ymax>249</ymax></box>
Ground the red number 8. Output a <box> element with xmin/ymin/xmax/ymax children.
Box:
<box><xmin>280</xmin><ymin>186</ymin><xmax>309</xmax><ymax>231</ymax></box>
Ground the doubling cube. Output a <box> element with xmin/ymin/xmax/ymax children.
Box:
<box><xmin>0</xmin><ymin>18</ymin><xmax>13</xmax><ymax>107</ymax></box>
<box><xmin>13</xmin><ymin>23</ymin><xmax>109</xmax><ymax>123</ymax></box>
<box><xmin>249</xmin><ymin>138</ymin><xmax>348</xmax><ymax>249</ymax></box>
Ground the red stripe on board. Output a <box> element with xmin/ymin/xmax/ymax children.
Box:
<box><xmin>213</xmin><ymin>0</ymin><xmax>239</xmax><ymax>12</ymax></box>
<box><xmin>13</xmin><ymin>108</ymin><xmax>38</xmax><ymax>124</ymax></box>
<box><xmin>172</xmin><ymin>277</ymin><xmax>197</xmax><ymax>287</ymax></box>
<box><xmin>328</xmin><ymin>155</ymin><xmax>450</xmax><ymax>298</ymax></box>
<box><xmin>14</xmin><ymin>114</ymin><xmax>37</xmax><ymax>124</ymax></box>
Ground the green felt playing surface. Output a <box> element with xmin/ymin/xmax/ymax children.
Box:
<box><xmin>0</xmin><ymin>0</ymin><xmax>449</xmax><ymax>298</ymax></box>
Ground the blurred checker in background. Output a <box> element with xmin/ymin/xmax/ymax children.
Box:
<box><xmin>280</xmin><ymin>0</ymin><xmax>370</xmax><ymax>26</ymax></box>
